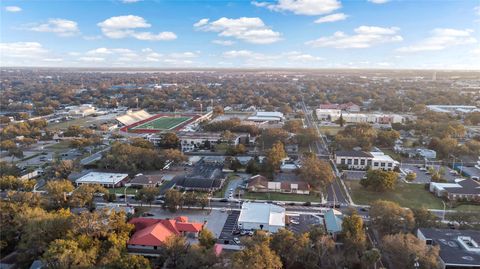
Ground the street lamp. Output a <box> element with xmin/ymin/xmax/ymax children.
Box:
<box><xmin>441</xmin><ymin>200</ymin><xmax>446</xmax><ymax>222</ymax></box>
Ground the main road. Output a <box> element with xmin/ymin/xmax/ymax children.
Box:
<box><xmin>300</xmin><ymin>97</ymin><xmax>350</xmax><ymax>206</ymax></box>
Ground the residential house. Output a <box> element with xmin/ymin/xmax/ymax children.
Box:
<box><xmin>247</xmin><ymin>175</ymin><xmax>310</xmax><ymax>195</ymax></box>
<box><xmin>128</xmin><ymin>174</ymin><xmax>164</xmax><ymax>188</ymax></box>
<box><xmin>429</xmin><ymin>178</ymin><xmax>480</xmax><ymax>201</ymax></box>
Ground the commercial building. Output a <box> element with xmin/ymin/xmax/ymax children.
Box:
<box><xmin>67</xmin><ymin>104</ymin><xmax>96</xmax><ymax>117</ymax></box>
<box><xmin>128</xmin><ymin>174</ymin><xmax>164</xmax><ymax>188</ymax></box>
<box><xmin>417</xmin><ymin>228</ymin><xmax>480</xmax><ymax>269</ymax></box>
<box><xmin>128</xmin><ymin>217</ymin><xmax>204</xmax><ymax>256</ymax></box>
<box><xmin>75</xmin><ymin>172</ymin><xmax>129</xmax><ymax>188</ymax></box>
<box><xmin>335</xmin><ymin>150</ymin><xmax>399</xmax><ymax>171</ymax></box>
<box><xmin>247</xmin><ymin>174</ymin><xmax>310</xmax><ymax>195</ymax></box>
<box><xmin>429</xmin><ymin>178</ymin><xmax>480</xmax><ymax>201</ymax></box>
<box><xmin>315</xmin><ymin>109</ymin><xmax>410</xmax><ymax>124</ymax></box>
<box><xmin>149</xmin><ymin>131</ymin><xmax>249</xmax><ymax>152</ymax></box>
<box><xmin>319</xmin><ymin>102</ymin><xmax>361</xmax><ymax>112</ymax></box>
<box><xmin>427</xmin><ymin>105</ymin><xmax>479</xmax><ymax>114</ymax></box>
<box><xmin>237</xmin><ymin>202</ymin><xmax>286</xmax><ymax>233</ymax></box>
<box><xmin>247</xmin><ymin>111</ymin><xmax>285</xmax><ymax>123</ymax></box>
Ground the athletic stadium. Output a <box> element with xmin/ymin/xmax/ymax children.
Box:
<box><xmin>117</xmin><ymin>110</ymin><xmax>211</xmax><ymax>133</ymax></box>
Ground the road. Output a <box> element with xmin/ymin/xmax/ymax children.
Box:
<box><xmin>300</xmin><ymin>98</ymin><xmax>350</xmax><ymax>206</ymax></box>
<box><xmin>80</xmin><ymin>146</ymin><xmax>111</xmax><ymax>165</ymax></box>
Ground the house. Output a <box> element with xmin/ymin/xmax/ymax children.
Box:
<box><xmin>128</xmin><ymin>217</ymin><xmax>204</xmax><ymax>256</ymax></box>
<box><xmin>429</xmin><ymin>178</ymin><xmax>480</xmax><ymax>201</ymax></box>
<box><xmin>335</xmin><ymin>150</ymin><xmax>398</xmax><ymax>171</ymax></box>
<box><xmin>175</xmin><ymin>176</ymin><xmax>224</xmax><ymax>192</ymax></box>
<box><xmin>323</xmin><ymin>209</ymin><xmax>343</xmax><ymax>238</ymax></box>
<box><xmin>128</xmin><ymin>174</ymin><xmax>164</xmax><ymax>188</ymax></box>
<box><xmin>417</xmin><ymin>228</ymin><xmax>480</xmax><ymax>269</ymax></box>
<box><xmin>247</xmin><ymin>175</ymin><xmax>310</xmax><ymax>195</ymax></box>
<box><xmin>75</xmin><ymin>172</ymin><xmax>129</xmax><ymax>188</ymax></box>
<box><xmin>237</xmin><ymin>202</ymin><xmax>286</xmax><ymax>233</ymax></box>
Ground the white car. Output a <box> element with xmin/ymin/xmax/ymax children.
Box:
<box><xmin>290</xmin><ymin>220</ymin><xmax>300</xmax><ymax>225</ymax></box>
<box><xmin>233</xmin><ymin>237</ymin><xmax>241</xmax><ymax>244</ymax></box>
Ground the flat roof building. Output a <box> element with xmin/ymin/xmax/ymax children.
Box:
<box><xmin>417</xmin><ymin>228</ymin><xmax>480</xmax><ymax>269</ymax></box>
<box><xmin>238</xmin><ymin>202</ymin><xmax>285</xmax><ymax>233</ymax></box>
<box><xmin>75</xmin><ymin>172</ymin><xmax>129</xmax><ymax>188</ymax></box>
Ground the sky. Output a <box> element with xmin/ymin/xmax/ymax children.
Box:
<box><xmin>1</xmin><ymin>0</ymin><xmax>479</xmax><ymax>69</ymax></box>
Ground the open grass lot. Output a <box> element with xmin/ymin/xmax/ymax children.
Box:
<box><xmin>45</xmin><ymin>141</ymin><xmax>71</xmax><ymax>153</ymax></box>
<box><xmin>453</xmin><ymin>204</ymin><xmax>480</xmax><ymax>212</ymax></box>
<box><xmin>242</xmin><ymin>192</ymin><xmax>322</xmax><ymax>202</ymax></box>
<box><xmin>48</xmin><ymin>117</ymin><xmax>91</xmax><ymax>130</ymax></box>
<box><xmin>319</xmin><ymin>125</ymin><xmax>344</xmax><ymax>136</ymax></box>
<box><xmin>346</xmin><ymin>180</ymin><xmax>444</xmax><ymax>209</ymax></box>
<box><xmin>108</xmin><ymin>187</ymin><xmax>139</xmax><ymax>195</ymax></box>
<box><xmin>131</xmin><ymin>116</ymin><xmax>191</xmax><ymax>131</ymax></box>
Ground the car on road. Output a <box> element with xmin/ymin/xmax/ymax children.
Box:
<box><xmin>290</xmin><ymin>220</ymin><xmax>299</xmax><ymax>225</ymax></box>
<box><xmin>233</xmin><ymin>237</ymin><xmax>241</xmax><ymax>244</ymax></box>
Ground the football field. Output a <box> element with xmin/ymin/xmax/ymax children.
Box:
<box><xmin>131</xmin><ymin>116</ymin><xmax>192</xmax><ymax>131</ymax></box>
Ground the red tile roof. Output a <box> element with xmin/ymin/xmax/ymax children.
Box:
<box><xmin>128</xmin><ymin>217</ymin><xmax>204</xmax><ymax>246</ymax></box>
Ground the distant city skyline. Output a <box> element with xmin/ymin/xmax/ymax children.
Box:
<box><xmin>1</xmin><ymin>0</ymin><xmax>479</xmax><ymax>69</ymax></box>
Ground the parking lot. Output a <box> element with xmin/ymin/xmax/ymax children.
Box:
<box><xmin>287</xmin><ymin>214</ymin><xmax>323</xmax><ymax>234</ymax></box>
<box><xmin>400</xmin><ymin>163</ymin><xmax>459</xmax><ymax>183</ymax></box>
<box><xmin>218</xmin><ymin>210</ymin><xmax>240</xmax><ymax>244</ymax></box>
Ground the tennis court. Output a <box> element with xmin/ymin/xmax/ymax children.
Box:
<box><xmin>130</xmin><ymin>116</ymin><xmax>192</xmax><ymax>131</ymax></box>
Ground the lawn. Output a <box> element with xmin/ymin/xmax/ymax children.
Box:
<box><xmin>453</xmin><ymin>204</ymin><xmax>480</xmax><ymax>213</ymax></box>
<box><xmin>241</xmin><ymin>192</ymin><xmax>322</xmax><ymax>202</ymax></box>
<box><xmin>45</xmin><ymin>141</ymin><xmax>71</xmax><ymax>153</ymax></box>
<box><xmin>319</xmin><ymin>125</ymin><xmax>344</xmax><ymax>136</ymax></box>
<box><xmin>48</xmin><ymin>117</ymin><xmax>91</xmax><ymax>130</ymax></box>
<box><xmin>131</xmin><ymin>116</ymin><xmax>191</xmax><ymax>131</ymax></box>
<box><xmin>346</xmin><ymin>180</ymin><xmax>444</xmax><ymax>209</ymax></box>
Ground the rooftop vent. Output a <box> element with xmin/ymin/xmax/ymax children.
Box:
<box><xmin>458</xmin><ymin>236</ymin><xmax>480</xmax><ymax>253</ymax></box>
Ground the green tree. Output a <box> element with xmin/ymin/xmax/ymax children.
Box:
<box><xmin>298</xmin><ymin>155</ymin><xmax>334</xmax><ymax>190</ymax></box>
<box><xmin>164</xmin><ymin>189</ymin><xmax>183</xmax><ymax>212</ymax></box>
<box><xmin>160</xmin><ymin>235</ymin><xmax>189</xmax><ymax>268</ymax></box>
<box><xmin>412</xmin><ymin>207</ymin><xmax>439</xmax><ymax>228</ymax></box>
<box><xmin>198</xmin><ymin>228</ymin><xmax>216</xmax><ymax>249</ymax></box>
<box><xmin>42</xmin><ymin>239</ymin><xmax>94</xmax><ymax>269</ymax></box>
<box><xmin>232</xmin><ymin>231</ymin><xmax>282</xmax><ymax>269</ymax></box>
<box><xmin>139</xmin><ymin>187</ymin><xmax>159</xmax><ymax>207</ymax></box>
<box><xmin>360</xmin><ymin>170</ymin><xmax>398</xmax><ymax>192</ymax></box>
<box><xmin>370</xmin><ymin>200</ymin><xmax>415</xmax><ymax>234</ymax></box>
<box><xmin>341</xmin><ymin>213</ymin><xmax>366</xmax><ymax>266</ymax></box>
<box><xmin>159</xmin><ymin>132</ymin><xmax>180</xmax><ymax>149</ymax></box>
<box><xmin>70</xmin><ymin>184</ymin><xmax>107</xmax><ymax>209</ymax></box>
<box><xmin>163</xmin><ymin>148</ymin><xmax>188</xmax><ymax>164</ymax></box>
<box><xmin>361</xmin><ymin>248</ymin><xmax>381</xmax><ymax>269</ymax></box>
<box><xmin>45</xmin><ymin>180</ymin><xmax>75</xmax><ymax>209</ymax></box>
<box><xmin>270</xmin><ymin>229</ymin><xmax>310</xmax><ymax>269</ymax></box>
<box><xmin>130</xmin><ymin>137</ymin><xmax>154</xmax><ymax>149</ymax></box>
<box><xmin>265</xmin><ymin>141</ymin><xmax>286</xmax><ymax>171</ymax></box>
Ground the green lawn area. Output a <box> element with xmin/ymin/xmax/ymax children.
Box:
<box><xmin>108</xmin><ymin>187</ymin><xmax>139</xmax><ymax>195</ymax></box>
<box><xmin>346</xmin><ymin>180</ymin><xmax>444</xmax><ymax>209</ymax></box>
<box><xmin>242</xmin><ymin>192</ymin><xmax>322</xmax><ymax>202</ymax></box>
<box><xmin>131</xmin><ymin>116</ymin><xmax>191</xmax><ymax>130</ymax></box>
<box><xmin>45</xmin><ymin>141</ymin><xmax>71</xmax><ymax>153</ymax></box>
<box><xmin>453</xmin><ymin>204</ymin><xmax>480</xmax><ymax>213</ymax></box>
<box><xmin>48</xmin><ymin>117</ymin><xmax>91</xmax><ymax>130</ymax></box>
<box><xmin>319</xmin><ymin>125</ymin><xmax>344</xmax><ymax>136</ymax></box>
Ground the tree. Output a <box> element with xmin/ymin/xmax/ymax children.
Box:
<box><xmin>376</xmin><ymin>130</ymin><xmax>400</xmax><ymax>147</ymax></box>
<box><xmin>412</xmin><ymin>207</ymin><xmax>439</xmax><ymax>228</ymax></box>
<box><xmin>298</xmin><ymin>155</ymin><xmax>335</xmax><ymax>190</ymax></box>
<box><xmin>138</xmin><ymin>187</ymin><xmax>159</xmax><ymax>207</ymax></box>
<box><xmin>198</xmin><ymin>229</ymin><xmax>216</xmax><ymax>249</ymax></box>
<box><xmin>382</xmin><ymin>233</ymin><xmax>441</xmax><ymax>269</ymax></box>
<box><xmin>232</xmin><ymin>232</ymin><xmax>282</xmax><ymax>269</ymax></box>
<box><xmin>221</xmin><ymin>130</ymin><xmax>236</xmax><ymax>145</ymax></box>
<box><xmin>265</xmin><ymin>141</ymin><xmax>286</xmax><ymax>171</ymax></box>
<box><xmin>160</xmin><ymin>235</ymin><xmax>189</xmax><ymax>268</ymax></box>
<box><xmin>42</xmin><ymin>239</ymin><xmax>94</xmax><ymax>269</ymax></box>
<box><xmin>130</xmin><ymin>137</ymin><xmax>154</xmax><ymax>149</ymax></box>
<box><xmin>370</xmin><ymin>200</ymin><xmax>415</xmax><ymax>234</ymax></box>
<box><xmin>283</xmin><ymin>120</ymin><xmax>303</xmax><ymax>133</ymax></box>
<box><xmin>164</xmin><ymin>189</ymin><xmax>183</xmax><ymax>212</ymax></box>
<box><xmin>360</xmin><ymin>170</ymin><xmax>398</xmax><ymax>192</ymax></box>
<box><xmin>405</xmin><ymin>172</ymin><xmax>417</xmax><ymax>182</ymax></box>
<box><xmin>296</xmin><ymin>128</ymin><xmax>319</xmax><ymax>146</ymax></box>
<box><xmin>70</xmin><ymin>184</ymin><xmax>107</xmax><ymax>209</ymax></box>
<box><xmin>335</xmin><ymin>123</ymin><xmax>377</xmax><ymax>150</ymax></box>
<box><xmin>213</xmin><ymin>105</ymin><xmax>224</xmax><ymax>116</ymax></box>
<box><xmin>51</xmin><ymin>160</ymin><xmax>75</xmax><ymax>179</ymax></box>
<box><xmin>270</xmin><ymin>229</ymin><xmax>310</xmax><ymax>269</ymax></box>
<box><xmin>341</xmin><ymin>213</ymin><xmax>366</xmax><ymax>266</ymax></box>
<box><xmin>45</xmin><ymin>180</ymin><xmax>75</xmax><ymax>209</ymax></box>
<box><xmin>163</xmin><ymin>149</ymin><xmax>188</xmax><ymax>164</ymax></box>
<box><xmin>112</xmin><ymin>254</ymin><xmax>152</xmax><ymax>269</ymax></box>
<box><xmin>246</xmin><ymin>158</ymin><xmax>261</xmax><ymax>174</ymax></box>
<box><xmin>361</xmin><ymin>248</ymin><xmax>381</xmax><ymax>269</ymax></box>
<box><xmin>159</xmin><ymin>133</ymin><xmax>180</xmax><ymax>149</ymax></box>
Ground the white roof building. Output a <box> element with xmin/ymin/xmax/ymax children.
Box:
<box><xmin>247</xmin><ymin>111</ymin><xmax>285</xmax><ymax>123</ymax></box>
<box><xmin>75</xmin><ymin>172</ymin><xmax>129</xmax><ymax>188</ymax></box>
<box><xmin>238</xmin><ymin>202</ymin><xmax>285</xmax><ymax>233</ymax></box>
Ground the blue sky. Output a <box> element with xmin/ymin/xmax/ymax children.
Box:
<box><xmin>1</xmin><ymin>0</ymin><xmax>479</xmax><ymax>69</ymax></box>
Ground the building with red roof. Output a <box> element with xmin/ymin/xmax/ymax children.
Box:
<box><xmin>127</xmin><ymin>216</ymin><xmax>204</xmax><ymax>256</ymax></box>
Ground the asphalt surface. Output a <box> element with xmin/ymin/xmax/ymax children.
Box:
<box><xmin>300</xmin><ymin>99</ymin><xmax>350</xmax><ymax>205</ymax></box>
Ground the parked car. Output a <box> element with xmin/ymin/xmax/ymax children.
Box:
<box><xmin>233</xmin><ymin>237</ymin><xmax>241</xmax><ymax>244</ymax></box>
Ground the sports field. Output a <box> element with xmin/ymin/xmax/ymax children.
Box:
<box><xmin>131</xmin><ymin>116</ymin><xmax>191</xmax><ymax>131</ymax></box>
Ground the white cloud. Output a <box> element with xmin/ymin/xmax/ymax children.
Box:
<box><xmin>314</xmin><ymin>13</ymin><xmax>348</xmax><ymax>23</ymax></box>
<box><xmin>121</xmin><ymin>0</ymin><xmax>142</xmax><ymax>3</ymax></box>
<box><xmin>306</xmin><ymin>26</ymin><xmax>403</xmax><ymax>48</ymax></box>
<box><xmin>222</xmin><ymin>50</ymin><xmax>322</xmax><ymax>66</ymax></box>
<box><xmin>212</xmin><ymin>40</ymin><xmax>235</xmax><ymax>46</ymax></box>
<box><xmin>397</xmin><ymin>28</ymin><xmax>477</xmax><ymax>52</ymax></box>
<box><xmin>5</xmin><ymin>6</ymin><xmax>22</xmax><ymax>12</ymax></box>
<box><xmin>194</xmin><ymin>17</ymin><xmax>281</xmax><ymax>44</ymax></box>
<box><xmin>474</xmin><ymin>5</ymin><xmax>480</xmax><ymax>16</ymax></box>
<box><xmin>284</xmin><ymin>51</ymin><xmax>323</xmax><ymax>62</ymax></box>
<box><xmin>169</xmin><ymin>52</ymin><xmax>198</xmax><ymax>58</ymax></box>
<box><xmin>79</xmin><ymin>57</ymin><xmax>106</xmax><ymax>62</ymax></box>
<box><xmin>252</xmin><ymin>0</ymin><xmax>341</xmax><ymax>16</ymax></box>
<box><xmin>97</xmin><ymin>15</ymin><xmax>177</xmax><ymax>41</ymax></box>
<box><xmin>0</xmin><ymin>42</ymin><xmax>47</xmax><ymax>58</ymax></box>
<box><xmin>367</xmin><ymin>0</ymin><xmax>389</xmax><ymax>4</ymax></box>
<box><xmin>26</xmin><ymin>18</ymin><xmax>79</xmax><ymax>37</ymax></box>
<box><xmin>83</xmin><ymin>35</ymin><xmax>103</xmax><ymax>41</ymax></box>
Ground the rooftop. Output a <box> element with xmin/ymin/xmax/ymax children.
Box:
<box><xmin>238</xmin><ymin>202</ymin><xmax>285</xmax><ymax>227</ymax></box>
<box><xmin>75</xmin><ymin>172</ymin><xmax>129</xmax><ymax>184</ymax></box>
<box><xmin>336</xmin><ymin>150</ymin><xmax>373</xmax><ymax>158</ymax></box>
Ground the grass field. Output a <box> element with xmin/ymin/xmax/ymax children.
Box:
<box><xmin>131</xmin><ymin>116</ymin><xmax>191</xmax><ymax>131</ymax></box>
<box><xmin>346</xmin><ymin>180</ymin><xmax>444</xmax><ymax>209</ymax></box>
<box><xmin>242</xmin><ymin>192</ymin><xmax>321</xmax><ymax>202</ymax></box>
<box><xmin>45</xmin><ymin>141</ymin><xmax>71</xmax><ymax>153</ymax></box>
<box><xmin>319</xmin><ymin>125</ymin><xmax>344</xmax><ymax>136</ymax></box>
<box><xmin>108</xmin><ymin>187</ymin><xmax>139</xmax><ymax>195</ymax></box>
